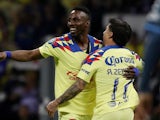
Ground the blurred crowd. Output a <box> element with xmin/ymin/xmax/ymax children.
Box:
<box><xmin>0</xmin><ymin>0</ymin><xmax>159</xmax><ymax>120</ymax></box>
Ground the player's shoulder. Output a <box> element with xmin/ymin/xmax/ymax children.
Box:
<box><xmin>83</xmin><ymin>50</ymin><xmax>104</xmax><ymax>65</ymax></box>
<box><xmin>94</xmin><ymin>37</ymin><xmax>102</xmax><ymax>44</ymax></box>
<box><xmin>47</xmin><ymin>33</ymin><xmax>71</xmax><ymax>44</ymax></box>
<box><xmin>87</xmin><ymin>48</ymin><xmax>105</xmax><ymax>60</ymax></box>
<box><xmin>123</xmin><ymin>48</ymin><xmax>138</xmax><ymax>55</ymax></box>
<box><xmin>123</xmin><ymin>48</ymin><xmax>143</xmax><ymax>61</ymax></box>
<box><xmin>89</xmin><ymin>46</ymin><xmax>112</xmax><ymax>56</ymax></box>
<box><xmin>88</xmin><ymin>34</ymin><xmax>102</xmax><ymax>44</ymax></box>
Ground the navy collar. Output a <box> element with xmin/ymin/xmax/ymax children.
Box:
<box><xmin>104</xmin><ymin>45</ymin><xmax>123</xmax><ymax>49</ymax></box>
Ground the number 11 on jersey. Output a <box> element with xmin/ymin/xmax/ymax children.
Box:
<box><xmin>112</xmin><ymin>78</ymin><xmax>133</xmax><ymax>101</ymax></box>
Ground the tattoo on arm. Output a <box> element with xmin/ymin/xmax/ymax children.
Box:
<box><xmin>58</xmin><ymin>78</ymin><xmax>87</xmax><ymax>104</ymax></box>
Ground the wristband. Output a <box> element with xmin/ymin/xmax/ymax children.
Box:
<box><xmin>5</xmin><ymin>51</ymin><xmax>12</xmax><ymax>59</ymax></box>
<box><xmin>133</xmin><ymin>68</ymin><xmax>139</xmax><ymax>77</ymax></box>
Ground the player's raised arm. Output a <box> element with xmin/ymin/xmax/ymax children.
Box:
<box><xmin>0</xmin><ymin>48</ymin><xmax>43</xmax><ymax>62</ymax></box>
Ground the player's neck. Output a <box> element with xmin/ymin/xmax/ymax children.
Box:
<box><xmin>78</xmin><ymin>39</ymin><xmax>89</xmax><ymax>51</ymax></box>
<box><xmin>73</xmin><ymin>34</ymin><xmax>88</xmax><ymax>44</ymax></box>
<box><xmin>73</xmin><ymin>35</ymin><xmax>89</xmax><ymax>51</ymax></box>
<box><xmin>104</xmin><ymin>38</ymin><xmax>117</xmax><ymax>46</ymax></box>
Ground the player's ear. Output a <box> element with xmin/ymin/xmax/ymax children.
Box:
<box><xmin>86</xmin><ymin>20</ymin><xmax>90</xmax><ymax>26</ymax></box>
<box><xmin>109</xmin><ymin>31</ymin><xmax>113</xmax><ymax>38</ymax></box>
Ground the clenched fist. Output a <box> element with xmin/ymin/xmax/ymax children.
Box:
<box><xmin>46</xmin><ymin>99</ymin><xmax>59</xmax><ymax>118</ymax></box>
<box><xmin>0</xmin><ymin>52</ymin><xmax>6</xmax><ymax>61</ymax></box>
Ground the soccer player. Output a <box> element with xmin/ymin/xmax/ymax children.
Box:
<box><xmin>0</xmin><ymin>7</ymin><xmax>137</xmax><ymax>120</ymax></box>
<box><xmin>46</xmin><ymin>18</ymin><xmax>143</xmax><ymax>120</ymax></box>
<box><xmin>0</xmin><ymin>6</ymin><xmax>101</xmax><ymax>120</ymax></box>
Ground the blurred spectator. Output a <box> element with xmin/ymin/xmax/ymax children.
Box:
<box><xmin>84</xmin><ymin>0</ymin><xmax>104</xmax><ymax>39</ymax></box>
<box><xmin>39</xmin><ymin>2</ymin><xmax>63</xmax><ymax>39</ymax></box>
<box><xmin>60</xmin><ymin>0</ymin><xmax>83</xmax><ymax>10</ymax></box>
<box><xmin>135</xmin><ymin>0</ymin><xmax>160</xmax><ymax>120</ymax></box>
<box><xmin>0</xmin><ymin>10</ymin><xmax>10</xmax><ymax>50</ymax></box>
<box><xmin>0</xmin><ymin>0</ymin><xmax>22</xmax><ymax>22</ymax></box>
<box><xmin>0</xmin><ymin>60</ymin><xmax>8</xmax><ymax>91</ymax></box>
<box><xmin>126</xmin><ymin>31</ymin><xmax>144</xmax><ymax>58</ymax></box>
<box><xmin>0</xmin><ymin>72</ymin><xmax>23</xmax><ymax>120</ymax></box>
<box><xmin>20</xmin><ymin>70</ymin><xmax>39</xmax><ymax>115</ymax></box>
<box><xmin>0</xmin><ymin>68</ymin><xmax>39</xmax><ymax>120</ymax></box>
<box><xmin>18</xmin><ymin>104</ymin><xmax>32</xmax><ymax>120</ymax></box>
<box><xmin>14</xmin><ymin>8</ymin><xmax>40</xmax><ymax>50</ymax></box>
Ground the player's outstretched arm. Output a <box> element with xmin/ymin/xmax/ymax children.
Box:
<box><xmin>0</xmin><ymin>48</ymin><xmax>43</xmax><ymax>62</ymax></box>
<box><xmin>46</xmin><ymin>77</ymin><xmax>87</xmax><ymax>118</ymax></box>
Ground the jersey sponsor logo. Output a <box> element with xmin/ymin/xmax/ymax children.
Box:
<box><xmin>105</xmin><ymin>56</ymin><xmax>134</xmax><ymax>66</ymax></box>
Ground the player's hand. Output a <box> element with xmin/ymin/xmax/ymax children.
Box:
<box><xmin>0</xmin><ymin>52</ymin><xmax>6</xmax><ymax>61</ymax></box>
<box><xmin>123</xmin><ymin>66</ymin><xmax>136</xmax><ymax>79</ymax></box>
<box><xmin>46</xmin><ymin>100</ymin><xmax>59</xmax><ymax>118</ymax></box>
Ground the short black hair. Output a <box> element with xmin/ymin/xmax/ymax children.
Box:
<box><xmin>70</xmin><ymin>6</ymin><xmax>91</xmax><ymax>20</ymax></box>
<box><xmin>108</xmin><ymin>18</ymin><xmax>132</xmax><ymax>46</ymax></box>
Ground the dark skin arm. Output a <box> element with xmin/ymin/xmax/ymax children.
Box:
<box><xmin>46</xmin><ymin>77</ymin><xmax>87</xmax><ymax>118</ymax></box>
<box><xmin>0</xmin><ymin>48</ymin><xmax>43</xmax><ymax>61</ymax></box>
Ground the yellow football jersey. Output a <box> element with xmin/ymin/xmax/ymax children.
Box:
<box><xmin>77</xmin><ymin>45</ymin><xmax>143</xmax><ymax>115</ymax></box>
<box><xmin>39</xmin><ymin>33</ymin><xmax>102</xmax><ymax>115</ymax></box>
